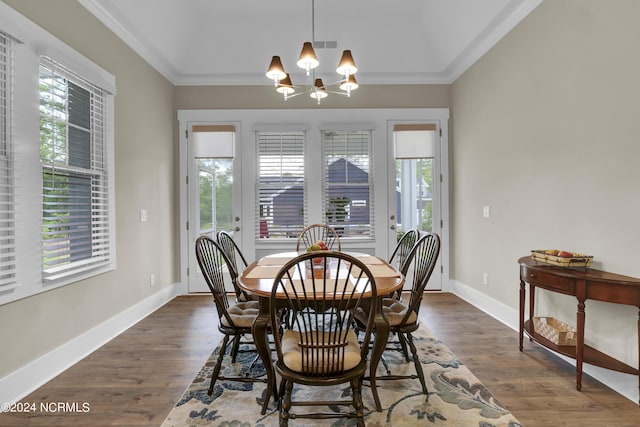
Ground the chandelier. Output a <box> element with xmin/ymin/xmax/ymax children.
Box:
<box><xmin>265</xmin><ymin>0</ymin><xmax>359</xmax><ymax>104</ymax></box>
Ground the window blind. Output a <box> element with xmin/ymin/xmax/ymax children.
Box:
<box><xmin>322</xmin><ymin>130</ymin><xmax>373</xmax><ymax>238</ymax></box>
<box><xmin>192</xmin><ymin>124</ymin><xmax>235</xmax><ymax>159</ymax></box>
<box><xmin>40</xmin><ymin>56</ymin><xmax>111</xmax><ymax>281</ymax></box>
<box><xmin>255</xmin><ymin>131</ymin><xmax>305</xmax><ymax>239</ymax></box>
<box><xmin>0</xmin><ymin>30</ymin><xmax>16</xmax><ymax>290</ymax></box>
<box><xmin>393</xmin><ymin>123</ymin><xmax>436</xmax><ymax>159</ymax></box>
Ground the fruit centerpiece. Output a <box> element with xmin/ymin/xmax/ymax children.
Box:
<box><xmin>307</xmin><ymin>240</ymin><xmax>328</xmax><ymax>277</ymax></box>
<box><xmin>530</xmin><ymin>249</ymin><xmax>593</xmax><ymax>268</ymax></box>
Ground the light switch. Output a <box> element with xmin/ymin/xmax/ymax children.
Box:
<box><xmin>140</xmin><ymin>209</ymin><xmax>148</xmax><ymax>222</ymax></box>
<box><xmin>482</xmin><ymin>206</ymin><xmax>491</xmax><ymax>218</ymax></box>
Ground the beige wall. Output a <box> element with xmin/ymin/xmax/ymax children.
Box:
<box><xmin>175</xmin><ymin>84</ymin><xmax>450</xmax><ymax>109</ymax></box>
<box><xmin>452</xmin><ymin>0</ymin><xmax>639</xmax><ymax>373</ymax></box>
<box><xmin>0</xmin><ymin>0</ymin><xmax>177</xmax><ymax>377</ymax></box>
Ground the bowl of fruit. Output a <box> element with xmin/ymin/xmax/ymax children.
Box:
<box><xmin>530</xmin><ymin>249</ymin><xmax>593</xmax><ymax>268</ymax></box>
<box><xmin>306</xmin><ymin>240</ymin><xmax>328</xmax><ymax>277</ymax></box>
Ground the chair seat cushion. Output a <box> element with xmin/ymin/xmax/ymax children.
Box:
<box><xmin>381</xmin><ymin>298</ymin><xmax>418</xmax><ymax>326</ymax></box>
<box><xmin>281</xmin><ymin>329</ymin><xmax>361</xmax><ymax>374</ymax></box>
<box><xmin>221</xmin><ymin>300</ymin><xmax>260</xmax><ymax>328</ymax></box>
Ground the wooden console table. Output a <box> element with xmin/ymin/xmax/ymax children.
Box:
<box><xmin>518</xmin><ymin>256</ymin><xmax>640</xmax><ymax>403</ymax></box>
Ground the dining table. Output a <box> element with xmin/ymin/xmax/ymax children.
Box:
<box><xmin>237</xmin><ymin>251</ymin><xmax>404</xmax><ymax>415</ymax></box>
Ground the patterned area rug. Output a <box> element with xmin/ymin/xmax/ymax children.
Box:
<box><xmin>161</xmin><ymin>325</ymin><xmax>523</xmax><ymax>426</ymax></box>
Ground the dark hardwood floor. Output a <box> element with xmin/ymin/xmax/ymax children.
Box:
<box><xmin>0</xmin><ymin>293</ymin><xmax>637</xmax><ymax>426</ymax></box>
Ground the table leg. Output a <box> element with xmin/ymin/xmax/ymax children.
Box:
<box><xmin>576</xmin><ymin>298</ymin><xmax>586</xmax><ymax>391</ymax></box>
<box><xmin>369</xmin><ymin>309</ymin><xmax>388</xmax><ymax>412</ymax></box>
<box><xmin>637</xmin><ymin>306</ymin><xmax>639</xmax><ymax>405</ymax></box>
<box><xmin>252</xmin><ymin>297</ymin><xmax>275</xmax><ymax>415</ymax></box>
<box><xmin>519</xmin><ymin>279</ymin><xmax>525</xmax><ymax>351</ymax></box>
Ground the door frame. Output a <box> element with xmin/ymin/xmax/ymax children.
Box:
<box><xmin>386</xmin><ymin>119</ymin><xmax>448</xmax><ymax>290</ymax></box>
<box><xmin>180</xmin><ymin>117</ymin><xmax>243</xmax><ymax>293</ymax></box>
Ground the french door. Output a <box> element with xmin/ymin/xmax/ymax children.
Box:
<box><xmin>186</xmin><ymin>123</ymin><xmax>242</xmax><ymax>293</ymax></box>
<box><xmin>387</xmin><ymin>122</ymin><xmax>444</xmax><ymax>291</ymax></box>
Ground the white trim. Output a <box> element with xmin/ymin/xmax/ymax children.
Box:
<box><xmin>449</xmin><ymin>278</ymin><xmax>639</xmax><ymax>404</ymax></box>
<box><xmin>0</xmin><ymin>283</ymin><xmax>180</xmax><ymax>403</ymax></box>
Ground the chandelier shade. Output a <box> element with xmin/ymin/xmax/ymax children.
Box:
<box><xmin>265</xmin><ymin>0</ymin><xmax>359</xmax><ymax>104</ymax></box>
<box><xmin>296</xmin><ymin>42</ymin><xmax>319</xmax><ymax>75</ymax></box>
<box><xmin>336</xmin><ymin>49</ymin><xmax>358</xmax><ymax>77</ymax></box>
<box><xmin>266</xmin><ymin>56</ymin><xmax>286</xmax><ymax>85</ymax></box>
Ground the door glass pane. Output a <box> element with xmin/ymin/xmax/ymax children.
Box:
<box><xmin>198</xmin><ymin>158</ymin><xmax>233</xmax><ymax>235</ymax></box>
<box><xmin>396</xmin><ymin>158</ymin><xmax>433</xmax><ymax>234</ymax></box>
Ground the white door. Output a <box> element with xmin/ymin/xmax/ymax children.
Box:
<box><xmin>387</xmin><ymin>122</ymin><xmax>444</xmax><ymax>291</ymax></box>
<box><xmin>187</xmin><ymin>123</ymin><xmax>242</xmax><ymax>293</ymax></box>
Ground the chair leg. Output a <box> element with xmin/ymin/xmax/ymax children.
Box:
<box><xmin>407</xmin><ymin>333</ymin><xmax>428</xmax><ymax>395</ymax></box>
<box><xmin>208</xmin><ymin>335</ymin><xmax>230</xmax><ymax>395</ymax></box>
<box><xmin>398</xmin><ymin>332</ymin><xmax>410</xmax><ymax>362</ymax></box>
<box><xmin>352</xmin><ymin>377</ymin><xmax>365</xmax><ymax>427</ymax></box>
<box><xmin>230</xmin><ymin>334</ymin><xmax>241</xmax><ymax>363</ymax></box>
<box><xmin>280</xmin><ymin>379</ymin><xmax>293</xmax><ymax>427</ymax></box>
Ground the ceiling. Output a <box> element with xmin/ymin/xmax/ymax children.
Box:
<box><xmin>79</xmin><ymin>0</ymin><xmax>542</xmax><ymax>86</ymax></box>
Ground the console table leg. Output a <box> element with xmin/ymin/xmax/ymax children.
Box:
<box><xmin>637</xmin><ymin>306</ymin><xmax>639</xmax><ymax>404</ymax></box>
<box><xmin>576</xmin><ymin>300</ymin><xmax>586</xmax><ymax>391</ymax></box>
<box><xmin>519</xmin><ymin>280</ymin><xmax>525</xmax><ymax>351</ymax></box>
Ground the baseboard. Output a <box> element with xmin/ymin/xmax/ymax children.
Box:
<box><xmin>448</xmin><ymin>279</ymin><xmax>638</xmax><ymax>404</ymax></box>
<box><xmin>0</xmin><ymin>283</ymin><xmax>180</xmax><ymax>403</ymax></box>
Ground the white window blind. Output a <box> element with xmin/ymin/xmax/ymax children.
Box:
<box><xmin>256</xmin><ymin>131</ymin><xmax>305</xmax><ymax>239</ymax></box>
<box><xmin>322</xmin><ymin>130</ymin><xmax>373</xmax><ymax>238</ymax></box>
<box><xmin>0</xmin><ymin>30</ymin><xmax>16</xmax><ymax>291</ymax></box>
<box><xmin>192</xmin><ymin>124</ymin><xmax>235</xmax><ymax>159</ymax></box>
<box><xmin>40</xmin><ymin>56</ymin><xmax>111</xmax><ymax>282</ymax></box>
<box><xmin>393</xmin><ymin>123</ymin><xmax>436</xmax><ymax>159</ymax></box>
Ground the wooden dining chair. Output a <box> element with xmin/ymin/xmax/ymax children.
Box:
<box><xmin>356</xmin><ymin>232</ymin><xmax>440</xmax><ymax>398</ymax></box>
<box><xmin>270</xmin><ymin>251</ymin><xmax>377</xmax><ymax>426</ymax></box>
<box><xmin>216</xmin><ymin>230</ymin><xmax>255</xmax><ymax>303</ymax></box>
<box><xmin>387</xmin><ymin>228</ymin><xmax>419</xmax><ymax>301</ymax></box>
<box><xmin>194</xmin><ymin>235</ymin><xmax>267</xmax><ymax>395</ymax></box>
<box><xmin>295</xmin><ymin>223</ymin><xmax>341</xmax><ymax>252</ymax></box>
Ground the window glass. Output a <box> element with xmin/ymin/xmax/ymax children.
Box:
<box><xmin>39</xmin><ymin>57</ymin><xmax>112</xmax><ymax>281</ymax></box>
<box><xmin>322</xmin><ymin>130</ymin><xmax>373</xmax><ymax>238</ymax></box>
<box><xmin>256</xmin><ymin>131</ymin><xmax>305</xmax><ymax>239</ymax></box>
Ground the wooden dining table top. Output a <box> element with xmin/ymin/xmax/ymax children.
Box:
<box><xmin>238</xmin><ymin>251</ymin><xmax>405</xmax><ymax>298</ymax></box>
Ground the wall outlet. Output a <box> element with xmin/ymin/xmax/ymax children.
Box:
<box><xmin>140</xmin><ymin>209</ymin><xmax>148</xmax><ymax>222</ymax></box>
<box><xmin>149</xmin><ymin>274</ymin><xmax>156</xmax><ymax>287</ymax></box>
<box><xmin>482</xmin><ymin>206</ymin><xmax>491</xmax><ymax>218</ymax></box>
<box><xmin>482</xmin><ymin>273</ymin><xmax>489</xmax><ymax>286</ymax></box>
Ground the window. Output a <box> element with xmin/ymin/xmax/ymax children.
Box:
<box><xmin>0</xmin><ymin>30</ymin><xmax>16</xmax><ymax>292</ymax></box>
<box><xmin>322</xmin><ymin>130</ymin><xmax>373</xmax><ymax>238</ymax></box>
<box><xmin>0</xmin><ymin>1</ymin><xmax>116</xmax><ymax>304</ymax></box>
<box><xmin>255</xmin><ymin>131</ymin><xmax>305</xmax><ymax>239</ymax></box>
<box><xmin>39</xmin><ymin>57</ymin><xmax>112</xmax><ymax>282</ymax></box>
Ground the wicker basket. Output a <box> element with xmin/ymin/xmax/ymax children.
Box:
<box><xmin>530</xmin><ymin>250</ymin><xmax>593</xmax><ymax>268</ymax></box>
<box><xmin>533</xmin><ymin>316</ymin><xmax>576</xmax><ymax>346</ymax></box>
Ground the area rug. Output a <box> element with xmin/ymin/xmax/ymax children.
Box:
<box><xmin>161</xmin><ymin>325</ymin><xmax>523</xmax><ymax>426</ymax></box>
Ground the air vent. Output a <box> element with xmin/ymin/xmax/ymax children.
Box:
<box><xmin>313</xmin><ymin>40</ymin><xmax>337</xmax><ymax>49</ymax></box>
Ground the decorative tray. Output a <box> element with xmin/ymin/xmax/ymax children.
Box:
<box><xmin>530</xmin><ymin>249</ymin><xmax>593</xmax><ymax>268</ymax></box>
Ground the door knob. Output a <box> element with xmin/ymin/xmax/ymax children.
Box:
<box><xmin>390</xmin><ymin>225</ymin><xmax>396</xmax><ymax>230</ymax></box>
<box><xmin>234</xmin><ymin>226</ymin><xmax>240</xmax><ymax>232</ymax></box>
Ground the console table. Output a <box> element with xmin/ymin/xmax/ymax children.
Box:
<box><xmin>518</xmin><ymin>256</ymin><xmax>640</xmax><ymax>403</ymax></box>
